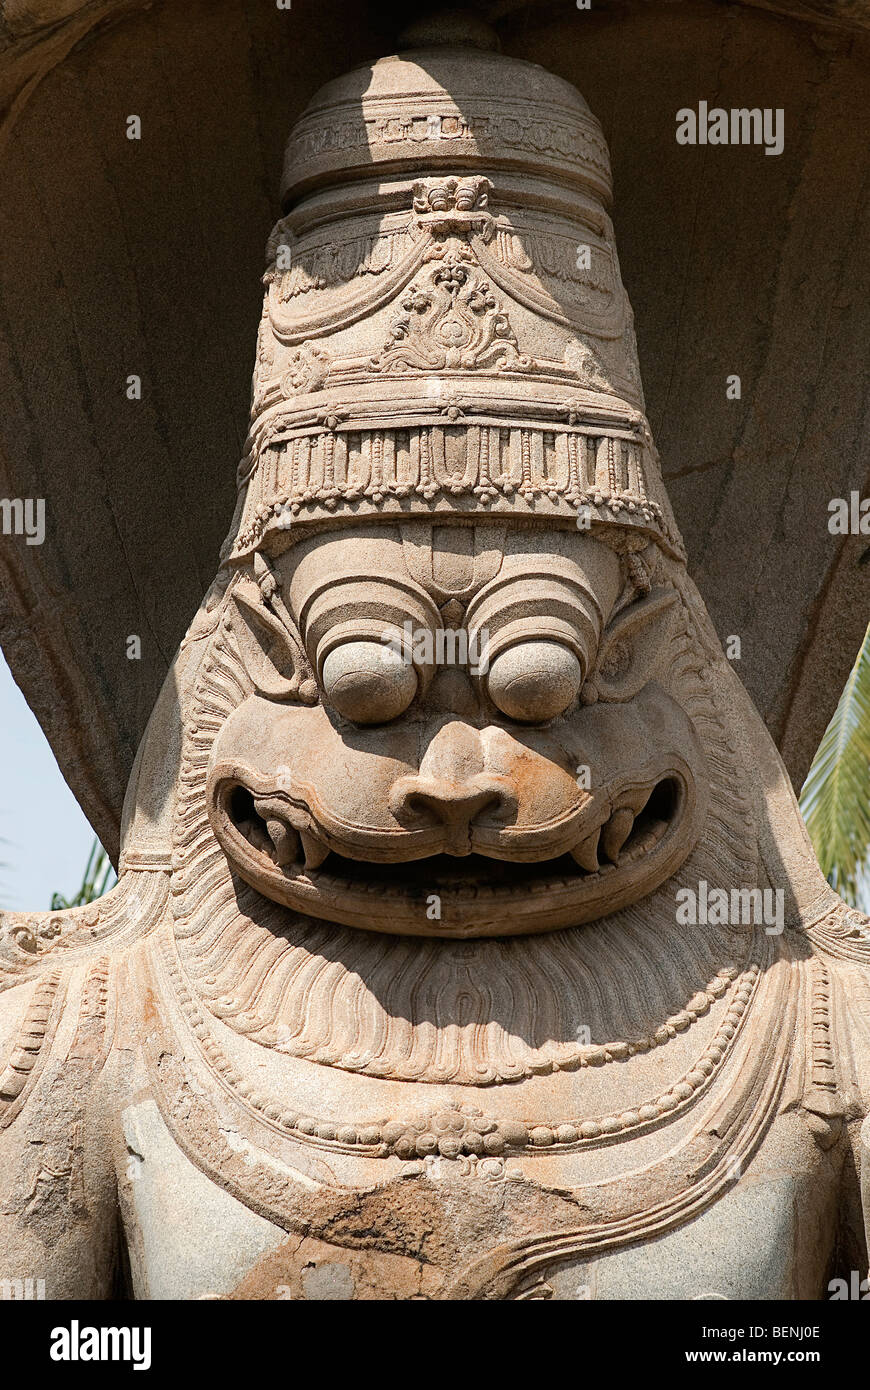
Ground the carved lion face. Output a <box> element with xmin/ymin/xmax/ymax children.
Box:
<box><xmin>206</xmin><ymin>523</ymin><xmax>708</xmax><ymax>937</ymax></box>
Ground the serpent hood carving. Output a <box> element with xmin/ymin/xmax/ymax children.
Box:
<box><xmin>2</xmin><ymin>23</ymin><xmax>870</xmax><ymax>1302</ymax></box>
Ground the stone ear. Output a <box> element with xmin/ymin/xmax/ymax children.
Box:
<box><xmin>589</xmin><ymin>588</ymin><xmax>678</xmax><ymax>704</ymax></box>
<box><xmin>230</xmin><ymin>576</ymin><xmax>316</xmax><ymax>703</ymax></box>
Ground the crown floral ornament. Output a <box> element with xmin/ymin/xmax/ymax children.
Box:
<box><xmin>223</xmin><ymin>43</ymin><xmax>684</xmax><ymax>564</ymax></box>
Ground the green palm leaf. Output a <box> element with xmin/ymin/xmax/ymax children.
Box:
<box><xmin>51</xmin><ymin>838</ymin><xmax>115</xmax><ymax>910</ymax></box>
<box><xmin>800</xmin><ymin>621</ymin><xmax>870</xmax><ymax>905</ymax></box>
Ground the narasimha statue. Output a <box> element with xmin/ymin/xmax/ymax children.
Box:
<box><xmin>2</xmin><ymin>27</ymin><xmax>869</xmax><ymax>1301</ymax></box>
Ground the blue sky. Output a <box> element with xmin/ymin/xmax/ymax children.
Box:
<box><xmin>0</xmin><ymin>647</ymin><xmax>100</xmax><ymax>911</ymax></box>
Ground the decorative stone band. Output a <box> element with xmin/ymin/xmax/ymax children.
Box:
<box><xmin>0</xmin><ymin>970</ymin><xmax>63</xmax><ymax>1126</ymax></box>
<box><xmin>156</xmin><ymin>919</ymin><xmax>763</xmax><ymax>1162</ymax></box>
<box><xmin>281</xmin><ymin>81</ymin><xmax>612</xmax><ymax>211</ymax></box>
<box><xmin>228</xmin><ymin>410</ymin><xmax>685</xmax><ymax>561</ymax></box>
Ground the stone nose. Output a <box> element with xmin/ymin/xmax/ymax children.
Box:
<box><xmin>391</xmin><ymin>775</ymin><xmax>514</xmax><ymax>855</ymax></box>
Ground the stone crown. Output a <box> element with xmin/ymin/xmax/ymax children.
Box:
<box><xmin>223</xmin><ymin>43</ymin><xmax>685</xmax><ymax>563</ymax></box>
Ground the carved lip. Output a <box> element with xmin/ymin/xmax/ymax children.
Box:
<box><xmin>207</xmin><ymin>764</ymin><xmax>702</xmax><ymax>938</ymax></box>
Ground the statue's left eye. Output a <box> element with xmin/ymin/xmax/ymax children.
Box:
<box><xmin>321</xmin><ymin>640</ymin><xmax>418</xmax><ymax>724</ymax></box>
<box><xmin>486</xmin><ymin>640</ymin><xmax>583</xmax><ymax>723</ymax></box>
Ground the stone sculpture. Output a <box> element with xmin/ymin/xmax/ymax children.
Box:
<box><xmin>1</xmin><ymin>25</ymin><xmax>869</xmax><ymax>1300</ymax></box>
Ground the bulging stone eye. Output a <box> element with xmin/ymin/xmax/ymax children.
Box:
<box><xmin>486</xmin><ymin>640</ymin><xmax>583</xmax><ymax>722</ymax></box>
<box><xmin>321</xmin><ymin>640</ymin><xmax>418</xmax><ymax>724</ymax></box>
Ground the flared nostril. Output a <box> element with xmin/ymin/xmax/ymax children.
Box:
<box><xmin>404</xmin><ymin>783</ymin><xmax>502</xmax><ymax>823</ymax></box>
<box><xmin>392</xmin><ymin>776</ymin><xmax>514</xmax><ymax>853</ymax></box>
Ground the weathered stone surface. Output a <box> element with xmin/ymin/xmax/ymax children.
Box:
<box><xmin>1</xmin><ymin>25</ymin><xmax>869</xmax><ymax>1299</ymax></box>
<box><xmin>1</xmin><ymin>1</ymin><xmax>869</xmax><ymax>860</ymax></box>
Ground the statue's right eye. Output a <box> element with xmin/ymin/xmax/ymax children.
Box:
<box><xmin>321</xmin><ymin>640</ymin><xmax>418</xmax><ymax>725</ymax></box>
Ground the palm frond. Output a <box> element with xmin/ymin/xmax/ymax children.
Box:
<box><xmin>800</xmin><ymin>621</ymin><xmax>870</xmax><ymax>904</ymax></box>
<box><xmin>51</xmin><ymin>838</ymin><xmax>116</xmax><ymax>911</ymax></box>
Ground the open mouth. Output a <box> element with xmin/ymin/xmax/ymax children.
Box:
<box><xmin>206</xmin><ymin>766</ymin><xmax>698</xmax><ymax>936</ymax></box>
<box><xmin>221</xmin><ymin>776</ymin><xmax>681</xmax><ymax>891</ymax></box>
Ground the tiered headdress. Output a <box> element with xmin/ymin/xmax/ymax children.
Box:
<box><xmin>223</xmin><ymin>28</ymin><xmax>685</xmax><ymax>563</ymax></box>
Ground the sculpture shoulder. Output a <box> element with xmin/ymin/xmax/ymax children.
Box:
<box><xmin>0</xmin><ymin>957</ymin><xmax>127</xmax><ymax>1298</ymax></box>
<box><xmin>0</xmin><ymin>874</ymin><xmax>170</xmax><ymax>1130</ymax></box>
<box><xmin>0</xmin><ymin>871</ymin><xmax>169</xmax><ymax>992</ymax></box>
<box><xmin>0</xmin><ymin>954</ymin><xmax>120</xmax><ymax>1132</ymax></box>
<box><xmin>0</xmin><ymin>971</ymin><xmax>60</xmax><ymax>1119</ymax></box>
<box><xmin>805</xmin><ymin>904</ymin><xmax>870</xmax><ymax>1116</ymax></box>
